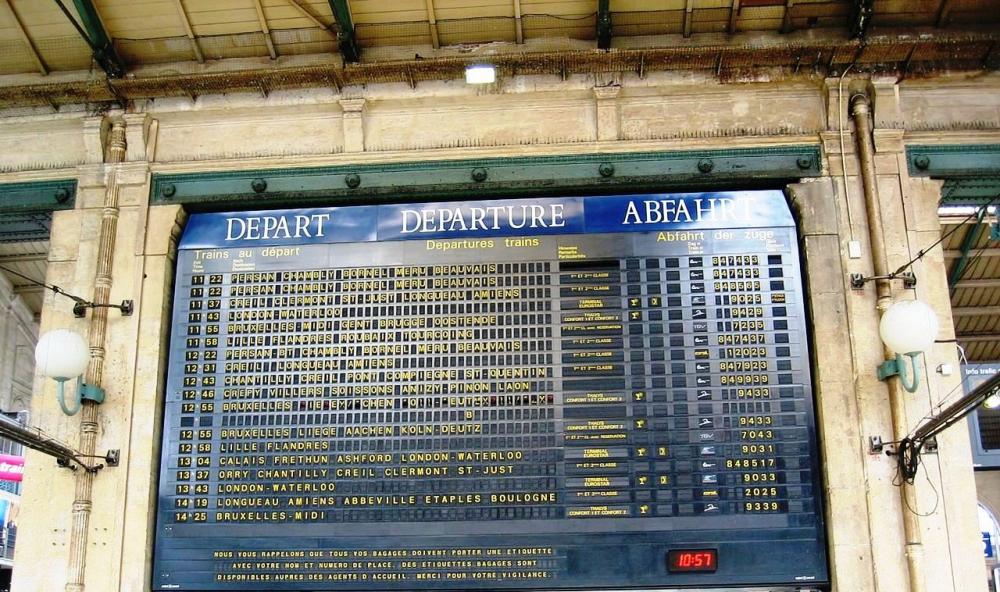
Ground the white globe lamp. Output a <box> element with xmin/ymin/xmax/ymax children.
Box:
<box><xmin>35</xmin><ymin>329</ymin><xmax>91</xmax><ymax>415</ymax></box>
<box><xmin>878</xmin><ymin>299</ymin><xmax>939</xmax><ymax>355</ymax></box>
<box><xmin>877</xmin><ymin>300</ymin><xmax>939</xmax><ymax>393</ymax></box>
<box><xmin>36</xmin><ymin>329</ymin><xmax>89</xmax><ymax>380</ymax></box>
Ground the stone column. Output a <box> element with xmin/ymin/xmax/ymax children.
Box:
<box><xmin>123</xmin><ymin>113</ymin><xmax>155</xmax><ymax>162</ymax></box>
<box><xmin>10</xmin><ymin>112</ymin><xmax>180</xmax><ymax>592</ymax></box>
<box><xmin>340</xmin><ymin>98</ymin><xmax>367</xmax><ymax>153</ymax></box>
<box><xmin>115</xmin><ymin>202</ymin><xmax>187</xmax><ymax>592</ymax></box>
<box><xmin>871</xmin><ymin>112</ymin><xmax>985</xmax><ymax>592</ymax></box>
<box><xmin>594</xmin><ymin>85</ymin><xmax>621</xmax><ymax>142</ymax></box>
<box><xmin>0</xmin><ymin>273</ymin><xmax>35</xmax><ymax>412</ymax></box>
<box><xmin>0</xmin><ymin>273</ymin><xmax>16</xmax><ymax>410</ymax></box>
<box><xmin>788</xmin><ymin>178</ymin><xmax>880</xmax><ymax>592</ymax></box>
<box><xmin>81</xmin><ymin>117</ymin><xmax>108</xmax><ymax>165</ymax></box>
<box><xmin>804</xmin><ymin>79</ymin><xmax>987</xmax><ymax>592</ymax></box>
<box><xmin>12</xmin><ymin>170</ymin><xmax>104</xmax><ymax>592</ymax></box>
<box><xmin>812</xmin><ymin>79</ymin><xmax>915</xmax><ymax>592</ymax></box>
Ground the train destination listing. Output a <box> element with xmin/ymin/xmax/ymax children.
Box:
<box><xmin>154</xmin><ymin>191</ymin><xmax>829</xmax><ymax>591</ymax></box>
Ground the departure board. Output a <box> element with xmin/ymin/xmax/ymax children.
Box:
<box><xmin>154</xmin><ymin>192</ymin><xmax>829</xmax><ymax>591</ymax></box>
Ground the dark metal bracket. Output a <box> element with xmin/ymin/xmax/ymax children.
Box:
<box><xmin>597</xmin><ymin>0</ymin><xmax>613</xmax><ymax>50</ymax></box>
<box><xmin>56</xmin><ymin>449</ymin><xmax>120</xmax><ymax>473</ymax></box>
<box><xmin>850</xmin><ymin>272</ymin><xmax>916</xmax><ymax>290</ymax></box>
<box><xmin>73</xmin><ymin>299</ymin><xmax>134</xmax><ymax>318</ymax></box>
<box><xmin>869</xmin><ymin>435</ymin><xmax>884</xmax><ymax>454</ymax></box>
<box><xmin>869</xmin><ymin>436</ymin><xmax>937</xmax><ymax>456</ymax></box>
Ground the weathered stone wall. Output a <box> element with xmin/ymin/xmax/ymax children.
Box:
<box><xmin>0</xmin><ymin>273</ymin><xmax>35</xmax><ymax>413</ymax></box>
<box><xmin>2</xmin><ymin>70</ymin><xmax>999</xmax><ymax>592</ymax></box>
<box><xmin>980</xmin><ymin>472</ymin><xmax>1000</xmax><ymax>520</ymax></box>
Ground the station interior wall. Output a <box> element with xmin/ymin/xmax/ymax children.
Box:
<box><xmin>0</xmin><ymin>70</ymin><xmax>998</xmax><ymax>591</ymax></box>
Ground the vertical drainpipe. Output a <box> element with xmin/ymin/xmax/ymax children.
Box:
<box><xmin>850</xmin><ymin>93</ymin><xmax>926</xmax><ymax>592</ymax></box>
<box><xmin>65</xmin><ymin>117</ymin><xmax>126</xmax><ymax>592</ymax></box>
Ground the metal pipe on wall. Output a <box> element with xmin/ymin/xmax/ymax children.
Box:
<box><xmin>65</xmin><ymin>117</ymin><xmax>126</xmax><ymax>592</ymax></box>
<box><xmin>850</xmin><ymin>92</ymin><xmax>926</xmax><ymax>592</ymax></box>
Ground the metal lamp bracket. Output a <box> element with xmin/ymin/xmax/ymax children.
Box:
<box><xmin>57</xmin><ymin>378</ymin><xmax>106</xmax><ymax>416</ymax></box>
<box><xmin>56</xmin><ymin>449</ymin><xmax>120</xmax><ymax>473</ymax></box>
<box><xmin>73</xmin><ymin>299</ymin><xmax>133</xmax><ymax>318</ymax></box>
<box><xmin>80</xmin><ymin>383</ymin><xmax>106</xmax><ymax>404</ymax></box>
<box><xmin>868</xmin><ymin>436</ymin><xmax>937</xmax><ymax>456</ymax></box>
<box><xmin>850</xmin><ymin>272</ymin><xmax>916</xmax><ymax>290</ymax></box>
<box><xmin>877</xmin><ymin>352</ymin><xmax>922</xmax><ymax>393</ymax></box>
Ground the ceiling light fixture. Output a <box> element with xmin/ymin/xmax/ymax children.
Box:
<box><xmin>465</xmin><ymin>64</ymin><xmax>496</xmax><ymax>84</ymax></box>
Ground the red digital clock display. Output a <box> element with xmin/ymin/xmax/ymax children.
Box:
<box><xmin>666</xmin><ymin>549</ymin><xmax>718</xmax><ymax>573</ymax></box>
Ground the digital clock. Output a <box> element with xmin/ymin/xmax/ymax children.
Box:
<box><xmin>666</xmin><ymin>549</ymin><xmax>718</xmax><ymax>573</ymax></box>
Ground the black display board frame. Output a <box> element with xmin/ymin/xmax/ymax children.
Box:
<box><xmin>153</xmin><ymin>191</ymin><xmax>830</xmax><ymax>591</ymax></box>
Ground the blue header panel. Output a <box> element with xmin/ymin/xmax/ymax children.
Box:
<box><xmin>376</xmin><ymin>198</ymin><xmax>586</xmax><ymax>240</ymax></box>
<box><xmin>179</xmin><ymin>191</ymin><xmax>792</xmax><ymax>249</ymax></box>
<box><xmin>180</xmin><ymin>205</ymin><xmax>378</xmax><ymax>250</ymax></box>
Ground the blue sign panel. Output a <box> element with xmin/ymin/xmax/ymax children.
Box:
<box><xmin>986</xmin><ymin>531</ymin><xmax>995</xmax><ymax>558</ymax></box>
<box><xmin>154</xmin><ymin>190</ymin><xmax>828</xmax><ymax>591</ymax></box>
<box><xmin>180</xmin><ymin>206</ymin><xmax>378</xmax><ymax>249</ymax></box>
<box><xmin>179</xmin><ymin>191</ymin><xmax>790</xmax><ymax>248</ymax></box>
<box><xmin>581</xmin><ymin>192</ymin><xmax>793</xmax><ymax>233</ymax></box>
<box><xmin>377</xmin><ymin>197</ymin><xmax>586</xmax><ymax>240</ymax></box>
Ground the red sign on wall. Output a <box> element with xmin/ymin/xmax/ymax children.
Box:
<box><xmin>0</xmin><ymin>454</ymin><xmax>24</xmax><ymax>482</ymax></box>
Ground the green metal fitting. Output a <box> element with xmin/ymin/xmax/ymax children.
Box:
<box><xmin>877</xmin><ymin>352</ymin><xmax>921</xmax><ymax>393</ymax></box>
<box><xmin>80</xmin><ymin>383</ymin><xmax>106</xmax><ymax>404</ymax></box>
<box><xmin>150</xmin><ymin>146</ymin><xmax>822</xmax><ymax>209</ymax></box>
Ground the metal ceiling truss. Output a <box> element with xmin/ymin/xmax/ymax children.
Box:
<box><xmin>0</xmin><ymin>179</ymin><xmax>73</xmax><ymax>244</ymax></box>
<box><xmin>252</xmin><ymin>0</ymin><xmax>277</xmax><ymax>59</ymax></box>
<box><xmin>953</xmin><ymin>306</ymin><xmax>1000</xmax><ymax>317</ymax></box>
<box><xmin>425</xmin><ymin>0</ymin><xmax>440</xmax><ymax>49</ymax></box>
<box><xmin>910</xmin><ymin>144</ymin><xmax>1000</xmax><ymax>307</ymax></box>
<box><xmin>953</xmin><ymin>278</ymin><xmax>1000</xmax><ymax>289</ymax></box>
<box><xmin>948</xmin><ymin>206</ymin><xmax>989</xmax><ymax>292</ymax></box>
<box><xmin>12</xmin><ymin>285</ymin><xmax>44</xmax><ymax>295</ymax></box>
<box><xmin>956</xmin><ymin>333</ymin><xmax>1000</xmax><ymax>343</ymax></box>
<box><xmin>3</xmin><ymin>0</ymin><xmax>47</xmax><ymax>75</ymax></box>
<box><xmin>781</xmin><ymin>0</ymin><xmax>796</xmax><ymax>34</ymax></box>
<box><xmin>53</xmin><ymin>0</ymin><xmax>126</xmax><ymax>78</ymax></box>
<box><xmin>851</xmin><ymin>0</ymin><xmax>876</xmax><ymax>40</ymax></box>
<box><xmin>937</xmin><ymin>0</ymin><xmax>955</xmax><ymax>28</ymax></box>
<box><xmin>327</xmin><ymin>0</ymin><xmax>360</xmax><ymax>63</ymax></box>
<box><xmin>597</xmin><ymin>0</ymin><xmax>612</xmax><ymax>50</ymax></box>
<box><xmin>286</xmin><ymin>0</ymin><xmax>334</xmax><ymax>35</ymax></box>
<box><xmin>0</xmin><ymin>213</ymin><xmax>52</xmax><ymax>243</ymax></box>
<box><xmin>945</xmin><ymin>247</ymin><xmax>1000</xmax><ymax>259</ymax></box>
<box><xmin>683</xmin><ymin>0</ymin><xmax>695</xmax><ymax>38</ymax></box>
<box><xmin>0</xmin><ymin>253</ymin><xmax>46</xmax><ymax>265</ymax></box>
<box><xmin>513</xmin><ymin>0</ymin><xmax>523</xmax><ymax>44</ymax></box>
<box><xmin>939</xmin><ymin>178</ymin><xmax>1000</xmax><ymax>207</ymax></box>
<box><xmin>171</xmin><ymin>0</ymin><xmax>203</xmax><ymax>63</ymax></box>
